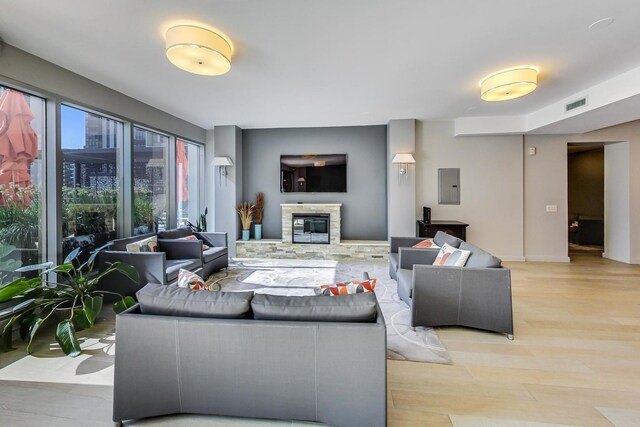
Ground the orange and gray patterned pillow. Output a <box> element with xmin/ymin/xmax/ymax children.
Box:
<box><xmin>178</xmin><ymin>234</ymin><xmax>210</xmax><ymax>249</ymax></box>
<box><xmin>177</xmin><ymin>268</ymin><xmax>208</xmax><ymax>290</ymax></box>
<box><xmin>125</xmin><ymin>235</ymin><xmax>159</xmax><ymax>252</ymax></box>
<box><xmin>432</xmin><ymin>242</ymin><xmax>471</xmax><ymax>267</ymax></box>
<box><xmin>315</xmin><ymin>279</ymin><xmax>376</xmax><ymax>296</ymax></box>
<box><xmin>412</xmin><ymin>238</ymin><xmax>440</xmax><ymax>249</ymax></box>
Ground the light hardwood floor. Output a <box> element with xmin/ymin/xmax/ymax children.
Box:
<box><xmin>388</xmin><ymin>252</ymin><xmax>640</xmax><ymax>426</ymax></box>
<box><xmin>1</xmin><ymin>253</ymin><xmax>639</xmax><ymax>426</ymax></box>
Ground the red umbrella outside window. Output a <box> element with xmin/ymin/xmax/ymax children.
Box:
<box><xmin>176</xmin><ymin>140</ymin><xmax>189</xmax><ymax>202</ymax></box>
<box><xmin>0</xmin><ymin>89</ymin><xmax>38</xmax><ymax>206</ymax></box>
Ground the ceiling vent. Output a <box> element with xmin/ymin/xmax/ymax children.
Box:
<box><xmin>566</xmin><ymin>97</ymin><xmax>587</xmax><ymax>112</ymax></box>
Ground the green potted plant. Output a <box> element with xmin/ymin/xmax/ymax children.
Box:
<box><xmin>236</xmin><ymin>202</ymin><xmax>255</xmax><ymax>241</ymax></box>
<box><xmin>0</xmin><ymin>244</ymin><xmax>139</xmax><ymax>357</ymax></box>
<box><xmin>254</xmin><ymin>193</ymin><xmax>264</xmax><ymax>240</ymax></box>
<box><xmin>188</xmin><ymin>207</ymin><xmax>208</xmax><ymax>232</ymax></box>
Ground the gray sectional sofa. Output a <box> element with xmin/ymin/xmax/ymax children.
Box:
<box><xmin>390</xmin><ymin>233</ymin><xmax>514</xmax><ymax>339</ymax></box>
<box><xmin>113</xmin><ymin>283</ymin><xmax>387</xmax><ymax>427</ymax></box>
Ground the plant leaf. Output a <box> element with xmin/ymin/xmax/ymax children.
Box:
<box><xmin>0</xmin><ymin>279</ymin><xmax>35</xmax><ymax>303</ymax></box>
<box><xmin>53</xmin><ymin>263</ymin><xmax>75</xmax><ymax>274</ymax></box>
<box><xmin>0</xmin><ymin>243</ymin><xmax>16</xmax><ymax>259</ymax></box>
<box><xmin>111</xmin><ymin>262</ymin><xmax>140</xmax><ymax>284</ymax></box>
<box><xmin>26</xmin><ymin>317</ymin><xmax>44</xmax><ymax>354</ymax></box>
<box><xmin>71</xmin><ymin>308</ymin><xmax>92</xmax><ymax>330</ymax></box>
<box><xmin>15</xmin><ymin>262</ymin><xmax>53</xmax><ymax>272</ymax></box>
<box><xmin>113</xmin><ymin>296</ymin><xmax>136</xmax><ymax>314</ymax></box>
<box><xmin>82</xmin><ymin>295</ymin><xmax>103</xmax><ymax>327</ymax></box>
<box><xmin>55</xmin><ymin>320</ymin><xmax>82</xmax><ymax>357</ymax></box>
<box><xmin>63</xmin><ymin>248</ymin><xmax>81</xmax><ymax>265</ymax></box>
<box><xmin>2</xmin><ymin>328</ymin><xmax>15</xmax><ymax>352</ymax></box>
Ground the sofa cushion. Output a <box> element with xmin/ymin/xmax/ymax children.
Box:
<box><xmin>433</xmin><ymin>243</ymin><xmax>471</xmax><ymax>267</ymax></box>
<box><xmin>126</xmin><ymin>235</ymin><xmax>159</xmax><ymax>253</ymax></box>
<box><xmin>315</xmin><ymin>279</ymin><xmax>376</xmax><ymax>296</ymax></box>
<box><xmin>178</xmin><ymin>234</ymin><xmax>210</xmax><ymax>249</ymax></box>
<box><xmin>412</xmin><ymin>238</ymin><xmax>439</xmax><ymax>249</ymax></box>
<box><xmin>251</xmin><ymin>293</ymin><xmax>377</xmax><ymax>322</ymax></box>
<box><xmin>203</xmin><ymin>246</ymin><xmax>228</xmax><ymax>263</ymax></box>
<box><xmin>109</xmin><ymin>233</ymin><xmax>156</xmax><ymax>251</ymax></box>
<box><xmin>460</xmin><ymin>242</ymin><xmax>502</xmax><ymax>268</ymax></box>
<box><xmin>433</xmin><ymin>231</ymin><xmax>463</xmax><ymax>248</ymax></box>
<box><xmin>157</xmin><ymin>227</ymin><xmax>193</xmax><ymax>239</ymax></box>
<box><xmin>137</xmin><ymin>283</ymin><xmax>253</xmax><ymax>318</ymax></box>
<box><xmin>166</xmin><ymin>258</ymin><xmax>201</xmax><ymax>283</ymax></box>
<box><xmin>397</xmin><ymin>268</ymin><xmax>414</xmax><ymax>299</ymax></box>
<box><xmin>177</xmin><ymin>268</ymin><xmax>208</xmax><ymax>290</ymax></box>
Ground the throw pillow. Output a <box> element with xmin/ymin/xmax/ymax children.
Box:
<box><xmin>177</xmin><ymin>268</ymin><xmax>208</xmax><ymax>290</ymax></box>
<box><xmin>432</xmin><ymin>242</ymin><xmax>471</xmax><ymax>267</ymax></box>
<box><xmin>315</xmin><ymin>279</ymin><xmax>376</xmax><ymax>296</ymax></box>
<box><xmin>178</xmin><ymin>234</ymin><xmax>210</xmax><ymax>249</ymax></box>
<box><xmin>125</xmin><ymin>235</ymin><xmax>159</xmax><ymax>253</ymax></box>
<box><xmin>412</xmin><ymin>238</ymin><xmax>440</xmax><ymax>249</ymax></box>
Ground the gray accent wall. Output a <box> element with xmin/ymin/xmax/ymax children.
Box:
<box><xmin>242</xmin><ymin>126</ymin><xmax>387</xmax><ymax>240</ymax></box>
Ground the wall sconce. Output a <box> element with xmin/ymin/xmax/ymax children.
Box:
<box><xmin>212</xmin><ymin>156</ymin><xmax>233</xmax><ymax>185</ymax></box>
<box><xmin>391</xmin><ymin>153</ymin><xmax>416</xmax><ymax>184</ymax></box>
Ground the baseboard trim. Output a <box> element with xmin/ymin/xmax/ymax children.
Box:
<box><xmin>526</xmin><ymin>256</ymin><xmax>571</xmax><ymax>263</ymax></box>
<box><xmin>631</xmin><ymin>258</ymin><xmax>640</xmax><ymax>264</ymax></box>
<box><xmin>500</xmin><ymin>256</ymin><xmax>526</xmax><ymax>262</ymax></box>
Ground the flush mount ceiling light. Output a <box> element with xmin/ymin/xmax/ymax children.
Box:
<box><xmin>479</xmin><ymin>66</ymin><xmax>539</xmax><ymax>102</ymax></box>
<box><xmin>165</xmin><ymin>25</ymin><xmax>231</xmax><ymax>76</ymax></box>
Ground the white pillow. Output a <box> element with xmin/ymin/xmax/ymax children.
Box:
<box><xmin>432</xmin><ymin>242</ymin><xmax>471</xmax><ymax>267</ymax></box>
<box><xmin>126</xmin><ymin>235</ymin><xmax>159</xmax><ymax>252</ymax></box>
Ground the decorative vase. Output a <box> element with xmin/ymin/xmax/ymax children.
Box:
<box><xmin>242</xmin><ymin>229</ymin><xmax>250</xmax><ymax>241</ymax></box>
<box><xmin>255</xmin><ymin>224</ymin><xmax>262</xmax><ymax>240</ymax></box>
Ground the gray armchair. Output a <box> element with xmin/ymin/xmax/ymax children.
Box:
<box><xmin>98</xmin><ymin>234</ymin><xmax>203</xmax><ymax>300</ymax></box>
<box><xmin>396</xmin><ymin>244</ymin><xmax>513</xmax><ymax>339</ymax></box>
<box><xmin>389</xmin><ymin>231</ymin><xmax>463</xmax><ymax>280</ymax></box>
<box><xmin>158</xmin><ymin>227</ymin><xmax>228</xmax><ymax>279</ymax></box>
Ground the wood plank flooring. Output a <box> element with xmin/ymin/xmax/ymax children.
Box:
<box><xmin>389</xmin><ymin>252</ymin><xmax>640</xmax><ymax>426</ymax></box>
<box><xmin>1</xmin><ymin>252</ymin><xmax>639</xmax><ymax>426</ymax></box>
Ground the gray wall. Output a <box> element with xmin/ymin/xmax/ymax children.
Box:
<box><xmin>568</xmin><ymin>148</ymin><xmax>604</xmax><ymax>220</ymax></box>
<box><xmin>0</xmin><ymin>44</ymin><xmax>205</xmax><ymax>143</ymax></box>
<box><xmin>387</xmin><ymin>119</ymin><xmax>416</xmax><ymax>237</ymax></box>
<box><xmin>242</xmin><ymin>126</ymin><xmax>387</xmax><ymax>240</ymax></box>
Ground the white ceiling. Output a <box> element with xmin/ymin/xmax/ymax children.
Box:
<box><xmin>1</xmin><ymin>0</ymin><xmax>640</xmax><ymax>130</ymax></box>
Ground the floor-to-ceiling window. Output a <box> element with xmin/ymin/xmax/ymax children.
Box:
<box><xmin>0</xmin><ymin>86</ymin><xmax>45</xmax><ymax>268</ymax></box>
<box><xmin>132</xmin><ymin>126</ymin><xmax>169</xmax><ymax>234</ymax></box>
<box><xmin>60</xmin><ymin>105</ymin><xmax>123</xmax><ymax>258</ymax></box>
<box><xmin>176</xmin><ymin>139</ymin><xmax>202</xmax><ymax>227</ymax></box>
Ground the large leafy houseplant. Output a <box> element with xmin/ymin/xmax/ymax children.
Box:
<box><xmin>0</xmin><ymin>244</ymin><xmax>139</xmax><ymax>357</ymax></box>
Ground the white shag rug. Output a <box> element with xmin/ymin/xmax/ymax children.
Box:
<box><xmin>207</xmin><ymin>258</ymin><xmax>452</xmax><ymax>364</ymax></box>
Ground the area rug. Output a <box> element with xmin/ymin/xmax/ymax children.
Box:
<box><xmin>207</xmin><ymin>258</ymin><xmax>452</xmax><ymax>364</ymax></box>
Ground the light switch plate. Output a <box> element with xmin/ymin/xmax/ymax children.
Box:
<box><xmin>546</xmin><ymin>205</ymin><xmax>558</xmax><ymax>212</ymax></box>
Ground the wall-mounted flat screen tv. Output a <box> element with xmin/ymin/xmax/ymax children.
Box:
<box><xmin>280</xmin><ymin>154</ymin><xmax>347</xmax><ymax>192</ymax></box>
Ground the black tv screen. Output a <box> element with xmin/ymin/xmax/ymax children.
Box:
<box><xmin>280</xmin><ymin>154</ymin><xmax>347</xmax><ymax>192</ymax></box>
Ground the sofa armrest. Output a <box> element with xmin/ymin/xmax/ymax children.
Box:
<box><xmin>390</xmin><ymin>236</ymin><xmax>425</xmax><ymax>253</ymax></box>
<box><xmin>157</xmin><ymin>239</ymin><xmax>202</xmax><ymax>260</ymax></box>
<box><xmin>98</xmin><ymin>251</ymin><xmax>167</xmax><ymax>297</ymax></box>
<box><xmin>399</xmin><ymin>247</ymin><xmax>439</xmax><ymax>270</ymax></box>
<box><xmin>411</xmin><ymin>265</ymin><xmax>513</xmax><ymax>335</ymax></box>
<box><xmin>195</xmin><ymin>232</ymin><xmax>228</xmax><ymax>248</ymax></box>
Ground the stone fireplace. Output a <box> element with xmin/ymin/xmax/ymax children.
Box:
<box><xmin>281</xmin><ymin>203</ymin><xmax>341</xmax><ymax>245</ymax></box>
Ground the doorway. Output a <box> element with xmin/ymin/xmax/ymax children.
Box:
<box><xmin>567</xmin><ymin>143</ymin><xmax>604</xmax><ymax>260</ymax></box>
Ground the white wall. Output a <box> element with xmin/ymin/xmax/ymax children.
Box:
<box><xmin>604</xmin><ymin>143</ymin><xmax>631</xmax><ymax>263</ymax></box>
<box><xmin>523</xmin><ymin>135</ymin><xmax>571</xmax><ymax>262</ymax></box>
<box><xmin>388</xmin><ymin>119</ymin><xmax>416</xmax><ymax>237</ymax></box>
<box><xmin>416</xmin><ymin>121</ymin><xmax>524</xmax><ymax>260</ymax></box>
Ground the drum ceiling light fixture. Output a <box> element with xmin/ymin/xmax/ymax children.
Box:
<box><xmin>479</xmin><ymin>66</ymin><xmax>539</xmax><ymax>101</ymax></box>
<box><xmin>165</xmin><ymin>25</ymin><xmax>232</xmax><ymax>76</ymax></box>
